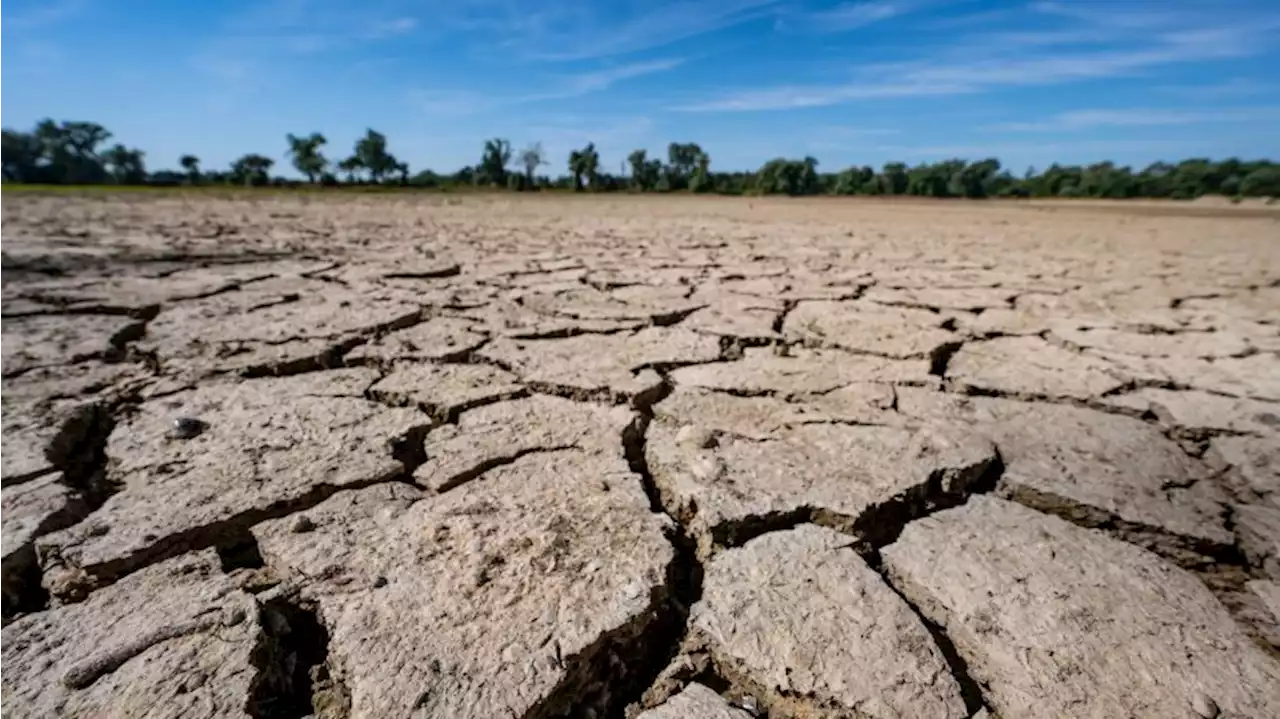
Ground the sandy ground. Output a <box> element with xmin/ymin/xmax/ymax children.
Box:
<box><xmin>2</xmin><ymin>193</ymin><xmax>1279</xmax><ymax>718</ymax></box>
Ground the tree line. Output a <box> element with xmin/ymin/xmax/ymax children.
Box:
<box><xmin>4</xmin><ymin>118</ymin><xmax>1279</xmax><ymax>199</ymax></box>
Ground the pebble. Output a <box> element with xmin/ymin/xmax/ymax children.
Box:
<box><xmin>291</xmin><ymin>515</ymin><xmax>316</xmax><ymax>533</ymax></box>
<box><xmin>169</xmin><ymin>416</ymin><xmax>207</xmax><ymax>440</ymax></box>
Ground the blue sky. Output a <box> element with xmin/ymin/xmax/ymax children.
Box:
<box><xmin>4</xmin><ymin>0</ymin><xmax>1280</xmax><ymax>175</ymax></box>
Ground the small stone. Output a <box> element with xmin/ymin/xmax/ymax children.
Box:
<box><xmin>373</xmin><ymin>575</ymin><xmax>388</xmax><ymax>588</ymax></box>
<box><xmin>1192</xmin><ymin>692</ymin><xmax>1220</xmax><ymax>718</ymax></box>
<box><xmin>169</xmin><ymin>416</ymin><xmax>207</xmax><ymax>440</ymax></box>
<box><xmin>738</xmin><ymin>695</ymin><xmax>759</xmax><ymax>715</ymax></box>
<box><xmin>677</xmin><ymin>424</ymin><xmax>718</xmax><ymax>449</ymax></box>
<box><xmin>291</xmin><ymin>515</ymin><xmax>316</xmax><ymax>533</ymax></box>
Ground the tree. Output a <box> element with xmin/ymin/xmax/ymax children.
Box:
<box><xmin>1240</xmin><ymin>167</ymin><xmax>1280</xmax><ymax>197</ymax></box>
<box><xmin>755</xmin><ymin>157</ymin><xmax>821</xmax><ymax>196</ymax></box>
<box><xmin>478</xmin><ymin>138</ymin><xmax>512</xmax><ymax>186</ymax></box>
<box><xmin>231</xmin><ymin>154</ymin><xmax>274</xmax><ymax>186</ymax></box>
<box><xmin>689</xmin><ymin>151</ymin><xmax>712</xmax><ymax>193</ymax></box>
<box><xmin>2</xmin><ymin>130</ymin><xmax>42</xmax><ymax>182</ymax></box>
<box><xmin>665</xmin><ymin>142</ymin><xmax>703</xmax><ymax>190</ymax></box>
<box><xmin>452</xmin><ymin>165</ymin><xmax>476</xmax><ymax>185</ymax></box>
<box><xmin>338</xmin><ymin>156</ymin><xmax>362</xmax><ymax>183</ymax></box>
<box><xmin>179</xmin><ymin>155</ymin><xmax>200</xmax><ymax>185</ymax></box>
<box><xmin>286</xmin><ymin>132</ymin><xmax>328</xmax><ymax>182</ymax></box>
<box><xmin>881</xmin><ymin>162</ymin><xmax>909</xmax><ymax>195</ymax></box>
<box><xmin>627</xmin><ymin>149</ymin><xmax>664</xmax><ymax>191</ymax></box>
<box><xmin>947</xmin><ymin>158</ymin><xmax>1001</xmax><ymax>199</ymax></box>
<box><xmin>353</xmin><ymin>129</ymin><xmax>399</xmax><ymax>183</ymax></box>
<box><xmin>834</xmin><ymin>167</ymin><xmax>861</xmax><ymax>195</ymax></box>
<box><xmin>18</xmin><ymin>119</ymin><xmax>113</xmax><ymax>184</ymax></box>
<box><xmin>569</xmin><ymin>150</ymin><xmax>584</xmax><ymax>191</ymax></box>
<box><xmin>517</xmin><ymin>142</ymin><xmax>545</xmax><ymax>188</ymax></box>
<box><xmin>101</xmin><ymin>144</ymin><xmax>146</xmax><ymax>184</ymax></box>
<box><xmin>628</xmin><ymin>149</ymin><xmax>648</xmax><ymax>190</ymax></box>
<box><xmin>568</xmin><ymin>143</ymin><xmax>600</xmax><ymax>191</ymax></box>
<box><xmin>5</xmin><ymin>115</ymin><xmax>1279</xmax><ymax>199</ymax></box>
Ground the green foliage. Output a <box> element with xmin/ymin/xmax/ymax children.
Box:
<box><xmin>568</xmin><ymin>143</ymin><xmax>600</xmax><ymax>191</ymax></box>
<box><xmin>101</xmin><ymin>144</ymin><xmax>147</xmax><ymax>184</ymax></box>
<box><xmin>478</xmin><ymin>138</ymin><xmax>512</xmax><ymax>186</ymax></box>
<box><xmin>834</xmin><ymin>166</ymin><xmax>876</xmax><ymax>195</ymax></box>
<box><xmin>881</xmin><ymin>163</ymin><xmax>909</xmax><ymax>195</ymax></box>
<box><xmin>4</xmin><ymin>117</ymin><xmax>1279</xmax><ymax>201</ymax></box>
<box><xmin>409</xmin><ymin>169</ymin><xmax>442</xmax><ymax>187</ymax></box>
<box><xmin>517</xmin><ymin>142</ymin><xmax>545</xmax><ymax>187</ymax></box>
<box><xmin>1240</xmin><ymin>167</ymin><xmax>1280</xmax><ymax>197</ymax></box>
<box><xmin>689</xmin><ymin>152</ymin><xmax>712</xmax><ymax>193</ymax></box>
<box><xmin>179</xmin><ymin>155</ymin><xmax>200</xmax><ymax>185</ymax></box>
<box><xmin>286</xmin><ymin>132</ymin><xmax>328</xmax><ymax>182</ymax></box>
<box><xmin>337</xmin><ymin>156</ymin><xmax>362</xmax><ymax>183</ymax></box>
<box><xmin>231</xmin><ymin>154</ymin><xmax>274</xmax><ymax>186</ymax></box>
<box><xmin>353</xmin><ymin>129</ymin><xmax>401</xmax><ymax>183</ymax></box>
<box><xmin>2</xmin><ymin>130</ymin><xmax>43</xmax><ymax>182</ymax></box>
<box><xmin>663</xmin><ymin>142</ymin><xmax>704</xmax><ymax>191</ymax></box>
<box><xmin>628</xmin><ymin>149</ymin><xmax>662</xmax><ymax>191</ymax></box>
<box><xmin>2</xmin><ymin>119</ymin><xmax>128</xmax><ymax>184</ymax></box>
<box><xmin>755</xmin><ymin>157</ymin><xmax>821</xmax><ymax>196</ymax></box>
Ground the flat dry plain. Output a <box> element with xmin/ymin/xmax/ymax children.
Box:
<box><xmin>2</xmin><ymin>192</ymin><xmax>1279</xmax><ymax>718</ymax></box>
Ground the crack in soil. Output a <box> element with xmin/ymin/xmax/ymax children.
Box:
<box><xmin>39</xmin><ymin>416</ymin><xmax>433</xmax><ymax>607</ymax></box>
<box><xmin>929</xmin><ymin>340</ymin><xmax>965</xmax><ymax>377</ymax></box>
<box><xmin>248</xmin><ymin>592</ymin><xmax>349</xmax><ymax>719</ymax></box>
<box><xmin>997</xmin><ymin>483</ymin><xmax>1239</xmax><ymax>570</ymax></box>
<box><xmin>432</xmin><ymin>445</ymin><xmax>578</xmax><ymax>495</ymax></box>
<box><xmin>2</xmin><ymin>396</ymin><xmax>129</xmax><ymax>619</ymax></box>
<box><xmin>694</xmin><ymin>450</ymin><xmax>1006</xmax><ymax>558</ymax></box>
<box><xmin>605</xmin><ymin>408</ymin><xmax>706</xmax><ymax>719</ymax></box>
<box><xmin>865</xmin><ymin>550</ymin><xmax>991</xmax><ymax>716</ymax></box>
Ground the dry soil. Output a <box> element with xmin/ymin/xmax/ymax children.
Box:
<box><xmin>2</xmin><ymin>192</ymin><xmax>1279</xmax><ymax>718</ymax></box>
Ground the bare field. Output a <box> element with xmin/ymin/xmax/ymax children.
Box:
<box><xmin>3</xmin><ymin>193</ymin><xmax>1280</xmax><ymax>718</ymax></box>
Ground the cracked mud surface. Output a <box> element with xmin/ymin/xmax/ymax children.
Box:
<box><xmin>3</xmin><ymin>193</ymin><xmax>1279</xmax><ymax>718</ymax></box>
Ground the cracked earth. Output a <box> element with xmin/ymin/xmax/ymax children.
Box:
<box><xmin>2</xmin><ymin>193</ymin><xmax>1279</xmax><ymax>718</ymax></box>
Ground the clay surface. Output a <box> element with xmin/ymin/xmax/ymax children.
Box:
<box><xmin>3</xmin><ymin>193</ymin><xmax>1277</xmax><ymax>716</ymax></box>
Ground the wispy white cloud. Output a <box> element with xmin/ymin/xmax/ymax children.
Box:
<box><xmin>807</xmin><ymin>126</ymin><xmax>904</xmax><ymax>152</ymax></box>
<box><xmin>408</xmin><ymin>58</ymin><xmax>684</xmax><ymax>116</ymax></box>
<box><xmin>405</xmin><ymin>89</ymin><xmax>495</xmax><ymax>116</ymax></box>
<box><xmin>673</xmin><ymin>78</ymin><xmax>964</xmax><ymax>111</ymax></box>
<box><xmin>817</xmin><ymin>125</ymin><xmax>903</xmax><ymax>137</ymax></box>
<box><xmin>204</xmin><ymin>0</ymin><xmax>426</xmax><ymax>59</ymax></box>
<box><xmin>777</xmin><ymin>1</ymin><xmax>916</xmax><ymax>33</ymax></box>
<box><xmin>1158</xmin><ymin>78</ymin><xmax>1277</xmax><ymax>100</ymax></box>
<box><xmin>988</xmin><ymin>106</ymin><xmax>1280</xmax><ymax>132</ymax></box>
<box><xmin>4</xmin><ymin>0</ymin><xmax>88</xmax><ymax>29</ymax></box>
<box><xmin>364</xmin><ymin>16</ymin><xmax>419</xmax><ymax>39</ymax></box>
<box><xmin>676</xmin><ymin>12</ymin><xmax>1280</xmax><ymax>112</ymax></box>
<box><xmin>1027</xmin><ymin>0</ymin><xmax>1195</xmax><ymax>29</ymax></box>
<box><xmin>465</xmin><ymin>0</ymin><xmax>781</xmax><ymax>61</ymax></box>
<box><xmin>189</xmin><ymin>0</ymin><xmax>430</xmax><ymax>110</ymax></box>
<box><xmin>920</xmin><ymin>7</ymin><xmax>1022</xmax><ymax>30</ymax></box>
<box><xmin>559</xmin><ymin>58</ymin><xmax>686</xmax><ymax>94</ymax></box>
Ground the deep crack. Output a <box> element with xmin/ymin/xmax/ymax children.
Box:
<box><xmin>609</xmin><ymin>405</ymin><xmax>707</xmax><ymax>718</ymax></box>
<box><xmin>248</xmin><ymin>594</ymin><xmax>349</xmax><ymax>719</ymax></box>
